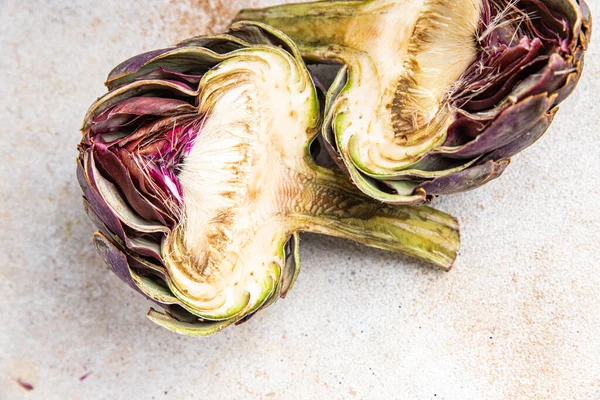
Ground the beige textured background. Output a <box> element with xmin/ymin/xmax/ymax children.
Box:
<box><xmin>1</xmin><ymin>1</ymin><xmax>599</xmax><ymax>399</ymax></box>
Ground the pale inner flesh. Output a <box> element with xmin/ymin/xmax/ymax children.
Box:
<box><xmin>162</xmin><ymin>48</ymin><xmax>316</xmax><ymax>319</ymax></box>
<box><xmin>336</xmin><ymin>0</ymin><xmax>482</xmax><ymax>174</ymax></box>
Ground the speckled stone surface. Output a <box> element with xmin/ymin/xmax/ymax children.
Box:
<box><xmin>1</xmin><ymin>1</ymin><xmax>599</xmax><ymax>399</ymax></box>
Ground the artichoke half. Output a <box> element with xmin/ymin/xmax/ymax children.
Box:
<box><xmin>78</xmin><ymin>22</ymin><xmax>460</xmax><ymax>336</ymax></box>
<box><xmin>238</xmin><ymin>0</ymin><xmax>592</xmax><ymax>204</ymax></box>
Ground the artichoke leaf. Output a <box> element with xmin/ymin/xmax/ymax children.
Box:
<box><xmin>92</xmin><ymin>232</ymin><xmax>176</xmax><ymax>306</ymax></box>
<box><xmin>147</xmin><ymin>308</ymin><xmax>238</xmax><ymax>337</ymax></box>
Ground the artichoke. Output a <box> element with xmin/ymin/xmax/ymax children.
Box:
<box><xmin>238</xmin><ymin>0</ymin><xmax>592</xmax><ymax>203</ymax></box>
<box><xmin>78</xmin><ymin>22</ymin><xmax>460</xmax><ymax>336</ymax></box>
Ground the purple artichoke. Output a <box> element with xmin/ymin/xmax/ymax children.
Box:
<box><xmin>78</xmin><ymin>22</ymin><xmax>460</xmax><ymax>336</ymax></box>
<box><xmin>238</xmin><ymin>0</ymin><xmax>592</xmax><ymax>203</ymax></box>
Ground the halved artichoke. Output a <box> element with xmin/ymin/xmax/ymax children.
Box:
<box><xmin>78</xmin><ymin>22</ymin><xmax>460</xmax><ymax>336</ymax></box>
<box><xmin>238</xmin><ymin>0</ymin><xmax>592</xmax><ymax>203</ymax></box>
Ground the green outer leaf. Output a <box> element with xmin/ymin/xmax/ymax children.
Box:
<box><xmin>280</xmin><ymin>233</ymin><xmax>301</xmax><ymax>298</ymax></box>
<box><xmin>147</xmin><ymin>308</ymin><xmax>238</xmax><ymax>337</ymax></box>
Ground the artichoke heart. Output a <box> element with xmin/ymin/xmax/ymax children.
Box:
<box><xmin>238</xmin><ymin>0</ymin><xmax>592</xmax><ymax>203</ymax></box>
<box><xmin>78</xmin><ymin>22</ymin><xmax>460</xmax><ymax>336</ymax></box>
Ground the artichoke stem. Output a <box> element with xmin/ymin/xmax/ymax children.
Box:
<box><xmin>235</xmin><ymin>1</ymin><xmax>362</xmax><ymax>52</ymax></box>
<box><xmin>292</xmin><ymin>166</ymin><xmax>460</xmax><ymax>270</ymax></box>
